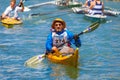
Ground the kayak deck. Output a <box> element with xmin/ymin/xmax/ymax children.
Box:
<box><xmin>1</xmin><ymin>18</ymin><xmax>22</xmax><ymax>25</ymax></box>
<box><xmin>47</xmin><ymin>48</ymin><xmax>79</xmax><ymax>67</ymax></box>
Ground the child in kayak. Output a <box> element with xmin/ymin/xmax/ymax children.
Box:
<box><xmin>46</xmin><ymin>18</ymin><xmax>81</xmax><ymax>56</ymax></box>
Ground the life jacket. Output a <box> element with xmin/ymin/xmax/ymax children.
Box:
<box><xmin>92</xmin><ymin>1</ymin><xmax>103</xmax><ymax>15</ymax></box>
<box><xmin>52</xmin><ymin>31</ymin><xmax>69</xmax><ymax>49</ymax></box>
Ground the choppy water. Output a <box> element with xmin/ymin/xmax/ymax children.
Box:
<box><xmin>0</xmin><ymin>0</ymin><xmax>120</xmax><ymax>80</ymax></box>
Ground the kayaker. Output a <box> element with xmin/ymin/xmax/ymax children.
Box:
<box><xmin>1</xmin><ymin>0</ymin><xmax>24</xmax><ymax>20</ymax></box>
<box><xmin>86</xmin><ymin>0</ymin><xmax>104</xmax><ymax>15</ymax></box>
<box><xmin>1</xmin><ymin>0</ymin><xmax>16</xmax><ymax>19</ymax></box>
<box><xmin>46</xmin><ymin>18</ymin><xmax>81</xmax><ymax>56</ymax></box>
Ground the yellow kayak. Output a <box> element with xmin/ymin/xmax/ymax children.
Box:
<box><xmin>1</xmin><ymin>18</ymin><xmax>22</xmax><ymax>25</ymax></box>
<box><xmin>47</xmin><ymin>48</ymin><xmax>79</xmax><ymax>67</ymax></box>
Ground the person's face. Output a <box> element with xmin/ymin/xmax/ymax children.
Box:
<box><xmin>10</xmin><ymin>1</ymin><xmax>16</xmax><ymax>8</ymax></box>
<box><xmin>54</xmin><ymin>22</ymin><xmax>63</xmax><ymax>32</ymax></box>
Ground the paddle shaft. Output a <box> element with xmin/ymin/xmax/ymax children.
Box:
<box><xmin>54</xmin><ymin>21</ymin><xmax>100</xmax><ymax>48</ymax></box>
<box><xmin>31</xmin><ymin>9</ymin><xmax>72</xmax><ymax>16</ymax></box>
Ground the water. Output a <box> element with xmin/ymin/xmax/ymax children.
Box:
<box><xmin>0</xmin><ymin>0</ymin><xmax>120</xmax><ymax>80</ymax></box>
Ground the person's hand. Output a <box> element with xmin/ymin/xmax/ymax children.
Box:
<box><xmin>19</xmin><ymin>2</ymin><xmax>23</xmax><ymax>7</ymax></box>
<box><xmin>52</xmin><ymin>46</ymin><xmax>58</xmax><ymax>53</ymax></box>
<box><xmin>74</xmin><ymin>34</ymin><xmax>79</xmax><ymax>40</ymax></box>
<box><xmin>52</xmin><ymin>46</ymin><xmax>61</xmax><ymax>56</ymax></box>
<box><xmin>74</xmin><ymin>34</ymin><xmax>81</xmax><ymax>47</ymax></box>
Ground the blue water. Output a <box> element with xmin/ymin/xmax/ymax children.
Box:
<box><xmin>0</xmin><ymin>0</ymin><xmax>120</xmax><ymax>80</ymax></box>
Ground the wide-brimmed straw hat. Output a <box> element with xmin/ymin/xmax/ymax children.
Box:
<box><xmin>51</xmin><ymin>18</ymin><xmax>66</xmax><ymax>29</ymax></box>
<box><xmin>11</xmin><ymin>0</ymin><xmax>16</xmax><ymax>3</ymax></box>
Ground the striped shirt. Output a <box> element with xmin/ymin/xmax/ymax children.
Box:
<box><xmin>92</xmin><ymin>1</ymin><xmax>103</xmax><ymax>15</ymax></box>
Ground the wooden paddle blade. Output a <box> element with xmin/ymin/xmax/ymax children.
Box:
<box><xmin>24</xmin><ymin>54</ymin><xmax>45</xmax><ymax>66</ymax></box>
<box><xmin>83</xmin><ymin>21</ymin><xmax>100</xmax><ymax>33</ymax></box>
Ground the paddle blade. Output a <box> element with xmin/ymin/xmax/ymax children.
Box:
<box><xmin>83</xmin><ymin>21</ymin><xmax>100</xmax><ymax>33</ymax></box>
<box><xmin>24</xmin><ymin>54</ymin><xmax>45</xmax><ymax>66</ymax></box>
<box><xmin>24</xmin><ymin>7</ymin><xmax>31</xmax><ymax>12</ymax></box>
<box><xmin>77</xmin><ymin>21</ymin><xmax>100</xmax><ymax>36</ymax></box>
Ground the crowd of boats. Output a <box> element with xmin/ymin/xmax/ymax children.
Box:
<box><xmin>1</xmin><ymin>0</ymin><xmax>120</xmax><ymax>26</ymax></box>
<box><xmin>26</xmin><ymin>0</ymin><xmax>120</xmax><ymax>21</ymax></box>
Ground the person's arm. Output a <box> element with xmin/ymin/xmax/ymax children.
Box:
<box><xmin>2</xmin><ymin>6</ymin><xmax>11</xmax><ymax>19</ymax></box>
<box><xmin>84</xmin><ymin>1</ymin><xmax>95</xmax><ymax>14</ymax></box>
<box><xmin>73</xmin><ymin>34</ymin><xmax>81</xmax><ymax>47</ymax></box>
<box><xmin>46</xmin><ymin>33</ymin><xmax>53</xmax><ymax>52</ymax></box>
<box><xmin>66</xmin><ymin>30</ymin><xmax>81</xmax><ymax>47</ymax></box>
<box><xmin>85</xmin><ymin>1</ymin><xmax>95</xmax><ymax>14</ymax></box>
<box><xmin>13</xmin><ymin>3</ymin><xmax>24</xmax><ymax>19</ymax></box>
<box><xmin>102</xmin><ymin>2</ymin><xmax>104</xmax><ymax>14</ymax></box>
<box><xmin>83</xmin><ymin>0</ymin><xmax>89</xmax><ymax>7</ymax></box>
<box><xmin>89</xmin><ymin>1</ymin><xmax>95</xmax><ymax>10</ymax></box>
<box><xmin>18</xmin><ymin>2</ymin><xmax>24</xmax><ymax>12</ymax></box>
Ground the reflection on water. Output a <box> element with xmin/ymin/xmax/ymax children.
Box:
<box><xmin>2</xmin><ymin>23</ymin><xmax>14</xmax><ymax>28</ymax></box>
<box><xmin>50</xmin><ymin>63</ymin><xmax>79</xmax><ymax>80</ymax></box>
<box><xmin>25</xmin><ymin>58</ymin><xmax>80</xmax><ymax>79</ymax></box>
<box><xmin>2</xmin><ymin>23</ymin><xmax>23</xmax><ymax>29</ymax></box>
<box><xmin>25</xmin><ymin>61</ymin><xmax>47</xmax><ymax>69</ymax></box>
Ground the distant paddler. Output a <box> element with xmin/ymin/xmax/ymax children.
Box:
<box><xmin>1</xmin><ymin>0</ymin><xmax>24</xmax><ymax>21</ymax></box>
<box><xmin>85</xmin><ymin>0</ymin><xmax>104</xmax><ymax>15</ymax></box>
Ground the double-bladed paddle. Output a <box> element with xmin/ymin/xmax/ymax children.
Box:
<box><xmin>24</xmin><ymin>21</ymin><xmax>100</xmax><ymax>66</ymax></box>
<box><xmin>31</xmin><ymin>9</ymin><xmax>72</xmax><ymax>16</ymax></box>
<box><xmin>20</xmin><ymin>0</ymin><xmax>31</xmax><ymax>12</ymax></box>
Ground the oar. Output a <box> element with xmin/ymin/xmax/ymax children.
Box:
<box><xmin>24</xmin><ymin>54</ymin><xmax>46</xmax><ymax>66</ymax></box>
<box><xmin>24</xmin><ymin>21</ymin><xmax>100</xmax><ymax>66</ymax></box>
<box><xmin>31</xmin><ymin>9</ymin><xmax>72</xmax><ymax>16</ymax></box>
<box><xmin>104</xmin><ymin>10</ymin><xmax>120</xmax><ymax>16</ymax></box>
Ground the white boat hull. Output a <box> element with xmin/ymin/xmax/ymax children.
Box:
<box><xmin>85</xmin><ymin>14</ymin><xmax>107</xmax><ymax>19</ymax></box>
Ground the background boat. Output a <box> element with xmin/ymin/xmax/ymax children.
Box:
<box><xmin>55</xmin><ymin>0</ymin><xmax>82</xmax><ymax>9</ymax></box>
<box><xmin>84</xmin><ymin>14</ymin><xmax>107</xmax><ymax>22</ymax></box>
